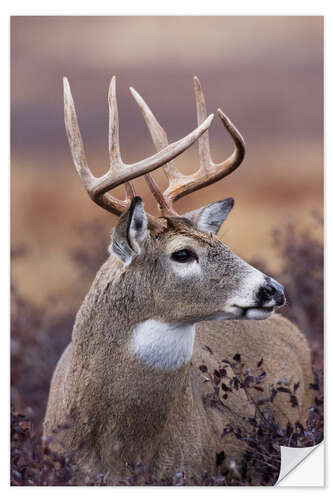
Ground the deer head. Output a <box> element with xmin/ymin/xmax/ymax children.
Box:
<box><xmin>64</xmin><ymin>76</ymin><xmax>285</xmax><ymax>368</ymax></box>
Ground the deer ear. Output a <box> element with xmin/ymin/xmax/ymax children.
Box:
<box><xmin>184</xmin><ymin>198</ymin><xmax>234</xmax><ymax>235</ymax></box>
<box><xmin>110</xmin><ymin>197</ymin><xmax>148</xmax><ymax>265</ymax></box>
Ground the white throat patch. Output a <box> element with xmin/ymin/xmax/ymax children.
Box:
<box><xmin>131</xmin><ymin>319</ymin><xmax>195</xmax><ymax>370</ymax></box>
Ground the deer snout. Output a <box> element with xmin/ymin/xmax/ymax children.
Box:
<box><xmin>257</xmin><ymin>277</ymin><xmax>286</xmax><ymax>307</ymax></box>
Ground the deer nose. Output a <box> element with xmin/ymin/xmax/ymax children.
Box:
<box><xmin>257</xmin><ymin>277</ymin><xmax>286</xmax><ymax>307</ymax></box>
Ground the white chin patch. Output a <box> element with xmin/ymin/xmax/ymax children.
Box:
<box><xmin>244</xmin><ymin>308</ymin><xmax>274</xmax><ymax>320</ymax></box>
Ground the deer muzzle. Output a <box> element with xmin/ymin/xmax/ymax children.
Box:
<box><xmin>257</xmin><ymin>277</ymin><xmax>286</xmax><ymax>308</ymax></box>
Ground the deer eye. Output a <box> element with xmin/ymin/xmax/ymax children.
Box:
<box><xmin>171</xmin><ymin>249</ymin><xmax>197</xmax><ymax>263</ymax></box>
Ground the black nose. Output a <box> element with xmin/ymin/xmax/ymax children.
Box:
<box><xmin>257</xmin><ymin>277</ymin><xmax>286</xmax><ymax>307</ymax></box>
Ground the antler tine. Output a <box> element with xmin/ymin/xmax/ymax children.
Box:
<box><xmin>129</xmin><ymin>86</ymin><xmax>181</xmax><ymax>215</ymax></box>
<box><xmin>193</xmin><ymin>76</ymin><xmax>246</xmax><ymax>184</ymax></box>
<box><xmin>64</xmin><ymin>77</ymin><xmax>214</xmax><ymax>217</ymax></box>
<box><xmin>108</xmin><ymin>77</ymin><xmax>135</xmax><ymax>209</ymax></box>
<box><xmin>193</xmin><ymin>76</ymin><xmax>213</xmax><ymax>169</ymax></box>
<box><xmin>63</xmin><ymin>77</ymin><xmax>95</xmax><ymax>191</ymax></box>
<box><xmin>108</xmin><ymin>76</ymin><xmax>121</xmax><ymax>164</ymax></box>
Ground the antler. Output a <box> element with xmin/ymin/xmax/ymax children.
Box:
<box><xmin>63</xmin><ymin>76</ymin><xmax>214</xmax><ymax>216</ymax></box>
<box><xmin>130</xmin><ymin>76</ymin><xmax>245</xmax><ymax>216</ymax></box>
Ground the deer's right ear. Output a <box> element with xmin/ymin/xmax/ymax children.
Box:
<box><xmin>109</xmin><ymin>197</ymin><xmax>148</xmax><ymax>265</ymax></box>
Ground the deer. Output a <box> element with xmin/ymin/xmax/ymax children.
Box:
<box><xmin>43</xmin><ymin>76</ymin><xmax>313</xmax><ymax>485</ymax></box>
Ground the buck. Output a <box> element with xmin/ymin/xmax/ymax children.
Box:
<box><xmin>43</xmin><ymin>76</ymin><xmax>313</xmax><ymax>484</ymax></box>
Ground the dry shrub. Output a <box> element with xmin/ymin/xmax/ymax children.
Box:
<box><xmin>273</xmin><ymin>215</ymin><xmax>323</xmax><ymax>366</ymax></box>
<box><xmin>197</xmin><ymin>352</ymin><xmax>323</xmax><ymax>486</ymax></box>
<box><xmin>11</xmin><ymin>284</ymin><xmax>74</xmax><ymax>425</ymax></box>
<box><xmin>11</xmin><ymin>409</ymin><xmax>73</xmax><ymax>486</ymax></box>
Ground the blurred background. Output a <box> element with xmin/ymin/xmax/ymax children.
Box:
<box><xmin>10</xmin><ymin>17</ymin><xmax>323</xmax><ymax>426</ymax></box>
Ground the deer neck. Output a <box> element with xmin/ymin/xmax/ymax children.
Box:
<box><xmin>69</xmin><ymin>257</ymin><xmax>200</xmax><ymax>462</ymax></box>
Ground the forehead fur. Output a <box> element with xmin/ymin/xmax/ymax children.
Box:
<box><xmin>149</xmin><ymin>216</ymin><xmax>216</xmax><ymax>246</ymax></box>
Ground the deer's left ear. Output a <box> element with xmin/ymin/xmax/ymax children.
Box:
<box><xmin>184</xmin><ymin>198</ymin><xmax>234</xmax><ymax>235</ymax></box>
<box><xmin>110</xmin><ymin>197</ymin><xmax>148</xmax><ymax>265</ymax></box>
